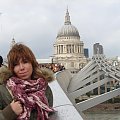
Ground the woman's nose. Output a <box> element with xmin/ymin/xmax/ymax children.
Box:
<box><xmin>19</xmin><ymin>63</ymin><xmax>24</xmax><ymax>69</ymax></box>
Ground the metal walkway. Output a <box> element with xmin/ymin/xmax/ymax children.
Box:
<box><xmin>49</xmin><ymin>80</ymin><xmax>83</xmax><ymax>120</ymax></box>
<box><xmin>56</xmin><ymin>54</ymin><xmax>120</xmax><ymax>118</ymax></box>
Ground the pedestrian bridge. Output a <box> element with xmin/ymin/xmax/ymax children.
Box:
<box><xmin>49</xmin><ymin>80</ymin><xmax>84</xmax><ymax>120</ymax></box>
<box><xmin>55</xmin><ymin>54</ymin><xmax>120</xmax><ymax>119</ymax></box>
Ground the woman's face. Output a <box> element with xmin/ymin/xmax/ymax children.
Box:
<box><xmin>13</xmin><ymin>58</ymin><xmax>33</xmax><ymax>80</ymax></box>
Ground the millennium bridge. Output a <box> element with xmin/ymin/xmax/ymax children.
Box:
<box><xmin>51</xmin><ymin>54</ymin><xmax>120</xmax><ymax>119</ymax></box>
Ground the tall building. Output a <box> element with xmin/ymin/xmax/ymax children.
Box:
<box><xmin>53</xmin><ymin>9</ymin><xmax>87</xmax><ymax>72</ymax></box>
<box><xmin>84</xmin><ymin>48</ymin><xmax>89</xmax><ymax>58</ymax></box>
<box><xmin>93</xmin><ymin>43</ymin><xmax>103</xmax><ymax>55</ymax></box>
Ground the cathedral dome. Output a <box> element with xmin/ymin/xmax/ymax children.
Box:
<box><xmin>57</xmin><ymin>9</ymin><xmax>80</xmax><ymax>38</ymax></box>
<box><xmin>57</xmin><ymin>24</ymin><xmax>80</xmax><ymax>37</ymax></box>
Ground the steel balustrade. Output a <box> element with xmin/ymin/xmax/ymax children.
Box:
<box><xmin>56</xmin><ymin>54</ymin><xmax>120</xmax><ymax>118</ymax></box>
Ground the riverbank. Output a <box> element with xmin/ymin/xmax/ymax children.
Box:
<box><xmin>84</xmin><ymin>111</ymin><xmax>120</xmax><ymax>120</ymax></box>
<box><xmin>82</xmin><ymin>103</ymin><xmax>120</xmax><ymax>120</ymax></box>
<box><xmin>83</xmin><ymin>103</ymin><xmax>120</xmax><ymax>113</ymax></box>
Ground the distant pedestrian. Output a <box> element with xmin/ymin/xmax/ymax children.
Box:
<box><xmin>0</xmin><ymin>56</ymin><xmax>3</xmax><ymax>67</ymax></box>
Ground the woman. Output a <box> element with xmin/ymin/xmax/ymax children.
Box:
<box><xmin>0</xmin><ymin>43</ymin><xmax>54</xmax><ymax>120</ymax></box>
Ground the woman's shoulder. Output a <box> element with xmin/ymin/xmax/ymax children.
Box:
<box><xmin>40</xmin><ymin>68</ymin><xmax>54</xmax><ymax>82</ymax></box>
<box><xmin>0</xmin><ymin>66</ymin><xmax>12</xmax><ymax>84</ymax></box>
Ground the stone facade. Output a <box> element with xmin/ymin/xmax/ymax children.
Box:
<box><xmin>53</xmin><ymin>9</ymin><xmax>87</xmax><ymax>72</ymax></box>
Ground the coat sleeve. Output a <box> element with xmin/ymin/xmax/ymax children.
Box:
<box><xmin>0</xmin><ymin>93</ymin><xmax>17</xmax><ymax>120</ymax></box>
<box><xmin>45</xmin><ymin>85</ymin><xmax>53</xmax><ymax>107</ymax></box>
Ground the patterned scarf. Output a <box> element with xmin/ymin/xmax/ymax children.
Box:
<box><xmin>7</xmin><ymin>77</ymin><xmax>54</xmax><ymax>120</ymax></box>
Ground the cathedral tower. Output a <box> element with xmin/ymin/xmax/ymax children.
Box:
<box><xmin>53</xmin><ymin>9</ymin><xmax>87</xmax><ymax>72</ymax></box>
<box><xmin>10</xmin><ymin>37</ymin><xmax>16</xmax><ymax>49</ymax></box>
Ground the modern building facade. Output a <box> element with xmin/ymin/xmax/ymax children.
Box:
<box><xmin>93</xmin><ymin>43</ymin><xmax>103</xmax><ymax>55</ymax></box>
<box><xmin>52</xmin><ymin>9</ymin><xmax>87</xmax><ymax>72</ymax></box>
<box><xmin>84</xmin><ymin>48</ymin><xmax>89</xmax><ymax>58</ymax></box>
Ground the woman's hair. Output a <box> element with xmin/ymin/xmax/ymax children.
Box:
<box><xmin>7</xmin><ymin>43</ymin><xmax>44</xmax><ymax>79</ymax></box>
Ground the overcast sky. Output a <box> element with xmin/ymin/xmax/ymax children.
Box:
<box><xmin>0</xmin><ymin>0</ymin><xmax>120</xmax><ymax>59</ymax></box>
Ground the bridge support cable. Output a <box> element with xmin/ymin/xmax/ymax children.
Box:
<box><xmin>56</xmin><ymin>54</ymin><xmax>120</xmax><ymax>114</ymax></box>
<box><xmin>77</xmin><ymin>87</ymin><xmax>120</xmax><ymax>111</ymax></box>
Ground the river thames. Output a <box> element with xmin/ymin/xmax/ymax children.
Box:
<box><xmin>84</xmin><ymin>111</ymin><xmax>120</xmax><ymax>120</ymax></box>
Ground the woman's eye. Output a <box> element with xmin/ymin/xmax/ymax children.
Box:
<box><xmin>23</xmin><ymin>59</ymin><xmax>28</xmax><ymax>63</ymax></box>
<box><xmin>14</xmin><ymin>63</ymin><xmax>19</xmax><ymax>66</ymax></box>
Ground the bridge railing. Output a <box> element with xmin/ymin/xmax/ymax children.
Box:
<box><xmin>56</xmin><ymin>54</ymin><xmax>120</xmax><ymax>118</ymax></box>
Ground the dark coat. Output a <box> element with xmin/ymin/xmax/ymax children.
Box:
<box><xmin>0</xmin><ymin>66</ymin><xmax>54</xmax><ymax>120</ymax></box>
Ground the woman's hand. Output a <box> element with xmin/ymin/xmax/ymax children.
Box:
<box><xmin>10</xmin><ymin>101</ymin><xmax>23</xmax><ymax>115</ymax></box>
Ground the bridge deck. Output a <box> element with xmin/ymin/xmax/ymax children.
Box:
<box><xmin>49</xmin><ymin>80</ymin><xmax>83</xmax><ymax>120</ymax></box>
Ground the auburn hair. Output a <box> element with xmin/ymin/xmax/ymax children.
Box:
<box><xmin>7</xmin><ymin>43</ymin><xmax>44</xmax><ymax>79</ymax></box>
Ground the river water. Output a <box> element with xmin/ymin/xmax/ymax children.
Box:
<box><xmin>52</xmin><ymin>75</ymin><xmax>120</xmax><ymax>120</ymax></box>
<box><xmin>84</xmin><ymin>111</ymin><xmax>120</xmax><ymax>120</ymax></box>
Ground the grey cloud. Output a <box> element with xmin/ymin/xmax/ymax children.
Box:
<box><xmin>0</xmin><ymin>0</ymin><xmax>120</xmax><ymax>59</ymax></box>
